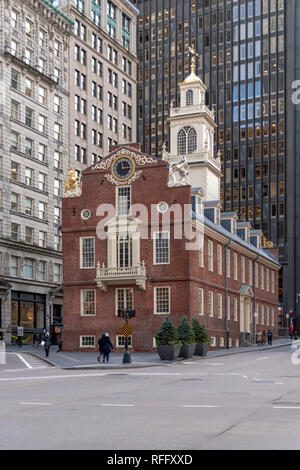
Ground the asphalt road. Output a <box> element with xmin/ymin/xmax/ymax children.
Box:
<box><xmin>1</xmin><ymin>345</ymin><xmax>300</xmax><ymax>450</ymax></box>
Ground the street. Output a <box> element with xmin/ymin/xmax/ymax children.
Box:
<box><xmin>1</xmin><ymin>346</ymin><xmax>300</xmax><ymax>450</ymax></box>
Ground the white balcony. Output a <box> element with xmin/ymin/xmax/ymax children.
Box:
<box><xmin>95</xmin><ymin>262</ymin><xmax>147</xmax><ymax>292</ymax></box>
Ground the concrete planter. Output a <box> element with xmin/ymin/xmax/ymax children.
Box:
<box><xmin>157</xmin><ymin>344</ymin><xmax>181</xmax><ymax>361</ymax></box>
<box><xmin>179</xmin><ymin>344</ymin><xmax>196</xmax><ymax>358</ymax></box>
<box><xmin>194</xmin><ymin>342</ymin><xmax>208</xmax><ymax>356</ymax></box>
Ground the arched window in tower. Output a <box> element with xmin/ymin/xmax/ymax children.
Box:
<box><xmin>177</xmin><ymin>127</ymin><xmax>197</xmax><ymax>155</ymax></box>
<box><xmin>186</xmin><ymin>90</ymin><xmax>193</xmax><ymax>106</ymax></box>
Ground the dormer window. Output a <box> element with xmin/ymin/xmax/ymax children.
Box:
<box><xmin>117</xmin><ymin>186</ymin><xmax>131</xmax><ymax>215</ymax></box>
<box><xmin>177</xmin><ymin>126</ymin><xmax>197</xmax><ymax>155</ymax></box>
<box><xmin>186</xmin><ymin>90</ymin><xmax>193</xmax><ymax>106</ymax></box>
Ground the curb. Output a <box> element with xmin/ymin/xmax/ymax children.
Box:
<box><xmin>17</xmin><ymin>342</ymin><xmax>293</xmax><ymax>370</ymax></box>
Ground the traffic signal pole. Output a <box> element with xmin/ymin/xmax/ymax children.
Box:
<box><xmin>122</xmin><ymin>315</ymin><xmax>131</xmax><ymax>364</ymax></box>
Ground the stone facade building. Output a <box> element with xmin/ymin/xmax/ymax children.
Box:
<box><xmin>0</xmin><ymin>0</ymin><xmax>73</xmax><ymax>343</ymax></box>
<box><xmin>59</xmin><ymin>0</ymin><xmax>139</xmax><ymax>173</ymax></box>
<box><xmin>61</xmin><ymin>67</ymin><xmax>280</xmax><ymax>352</ymax></box>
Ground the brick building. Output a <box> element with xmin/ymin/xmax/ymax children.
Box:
<box><xmin>62</xmin><ymin>65</ymin><xmax>280</xmax><ymax>352</ymax></box>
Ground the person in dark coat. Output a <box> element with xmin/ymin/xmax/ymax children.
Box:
<box><xmin>97</xmin><ymin>334</ymin><xmax>105</xmax><ymax>363</ymax></box>
<box><xmin>43</xmin><ymin>331</ymin><xmax>51</xmax><ymax>357</ymax></box>
<box><xmin>267</xmin><ymin>330</ymin><xmax>273</xmax><ymax>346</ymax></box>
<box><xmin>98</xmin><ymin>333</ymin><xmax>113</xmax><ymax>363</ymax></box>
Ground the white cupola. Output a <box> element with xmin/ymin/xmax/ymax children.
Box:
<box><xmin>162</xmin><ymin>55</ymin><xmax>222</xmax><ymax>202</ymax></box>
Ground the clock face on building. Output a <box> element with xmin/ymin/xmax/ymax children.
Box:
<box><xmin>112</xmin><ymin>156</ymin><xmax>135</xmax><ymax>181</ymax></box>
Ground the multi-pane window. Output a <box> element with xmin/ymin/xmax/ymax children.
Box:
<box><xmin>54</xmin><ymin>95</ymin><xmax>61</xmax><ymax>114</ymax></box>
<box><xmin>54</xmin><ymin>206</ymin><xmax>61</xmax><ymax>224</ymax></box>
<box><xmin>116</xmin><ymin>336</ymin><xmax>132</xmax><ymax>348</ymax></box>
<box><xmin>107</xmin><ymin>1</ymin><xmax>117</xmax><ymax>39</ymax></box>
<box><xmin>208</xmin><ymin>291</ymin><xmax>214</xmax><ymax>317</ymax></box>
<box><xmin>116</xmin><ymin>288</ymin><xmax>133</xmax><ymax>316</ymax></box>
<box><xmin>199</xmin><ymin>288</ymin><xmax>204</xmax><ymax>315</ymax></box>
<box><xmin>25</xmin><ymin>138</ymin><xmax>33</xmax><ymax>157</ymax></box>
<box><xmin>39</xmin><ymin>201</ymin><xmax>46</xmax><ymax>220</ymax></box>
<box><xmin>54</xmin><ymin>234</ymin><xmax>61</xmax><ymax>251</ymax></box>
<box><xmin>80</xmin><ymin>290</ymin><xmax>96</xmax><ymax>316</ymax></box>
<box><xmin>217</xmin><ymin>294</ymin><xmax>223</xmax><ymax>318</ymax></box>
<box><xmin>117</xmin><ymin>235</ymin><xmax>133</xmax><ymax>268</ymax></box>
<box><xmin>10</xmin><ymin>256</ymin><xmax>19</xmax><ymax>277</ymax></box>
<box><xmin>217</xmin><ymin>244</ymin><xmax>222</xmax><ymax>275</ymax></box>
<box><xmin>38</xmin><ymin>261</ymin><xmax>46</xmax><ymax>281</ymax></box>
<box><xmin>11</xmin><ymin>193</ymin><xmax>20</xmax><ymax>211</ymax></box>
<box><xmin>54</xmin><ymin>179</ymin><xmax>62</xmax><ymax>197</ymax></box>
<box><xmin>23</xmin><ymin>258</ymin><xmax>34</xmax><ymax>279</ymax></box>
<box><xmin>177</xmin><ymin>126</ymin><xmax>197</xmax><ymax>155</ymax></box>
<box><xmin>271</xmin><ymin>271</ymin><xmax>275</xmax><ymax>293</ymax></box>
<box><xmin>11</xmin><ymin>100</ymin><xmax>19</xmax><ymax>120</ymax></box>
<box><xmin>11</xmin><ymin>131</ymin><xmax>19</xmax><ymax>151</ymax></box>
<box><xmin>25</xmin><ymin>226</ymin><xmax>33</xmax><ymax>244</ymax></box>
<box><xmin>11</xmin><ymin>69</ymin><xmax>19</xmax><ymax>90</ymax></box>
<box><xmin>227</xmin><ymin>296</ymin><xmax>231</xmax><ymax>320</ymax></box>
<box><xmin>208</xmin><ymin>240</ymin><xmax>213</xmax><ymax>271</ymax></box>
<box><xmin>54</xmin><ymin>263</ymin><xmax>61</xmax><ymax>283</ymax></box>
<box><xmin>154</xmin><ymin>232</ymin><xmax>170</xmax><ymax>264</ymax></box>
<box><xmin>92</xmin><ymin>0</ymin><xmax>101</xmax><ymax>26</ymax></box>
<box><xmin>39</xmin><ymin>29</ymin><xmax>46</xmax><ymax>48</ymax></box>
<box><xmin>80</xmin><ymin>336</ymin><xmax>95</xmax><ymax>348</ymax></box>
<box><xmin>266</xmin><ymin>269</ymin><xmax>270</xmax><ymax>292</ymax></box>
<box><xmin>39</xmin><ymin>231</ymin><xmax>46</xmax><ymax>248</ymax></box>
<box><xmin>241</xmin><ymin>256</ymin><xmax>245</xmax><ymax>283</ymax></box>
<box><xmin>233</xmin><ymin>252</ymin><xmax>238</xmax><ymax>280</ymax></box>
<box><xmin>25</xmin><ymin>78</ymin><xmax>33</xmax><ymax>97</ymax></box>
<box><xmin>39</xmin><ymin>115</ymin><xmax>47</xmax><ymax>134</ymax></box>
<box><xmin>39</xmin><ymin>86</ymin><xmax>47</xmax><ymax>105</ymax></box>
<box><xmin>117</xmin><ymin>187</ymin><xmax>131</xmax><ymax>215</ymax></box>
<box><xmin>25</xmin><ymin>197</ymin><xmax>33</xmax><ymax>216</ymax></box>
<box><xmin>11</xmin><ymin>161</ymin><xmax>19</xmax><ymax>181</ymax></box>
<box><xmin>227</xmin><ymin>248</ymin><xmax>231</xmax><ymax>278</ymax></box>
<box><xmin>154</xmin><ymin>287</ymin><xmax>170</xmax><ymax>314</ymax></box>
<box><xmin>54</xmin><ymin>151</ymin><xmax>61</xmax><ymax>169</ymax></box>
<box><xmin>234</xmin><ymin>298</ymin><xmax>238</xmax><ymax>321</ymax></box>
<box><xmin>25</xmin><ymin>167</ymin><xmax>33</xmax><ymax>187</ymax></box>
<box><xmin>80</xmin><ymin>237</ymin><xmax>95</xmax><ymax>268</ymax></box>
<box><xmin>38</xmin><ymin>144</ymin><xmax>46</xmax><ymax>162</ymax></box>
<box><xmin>54</xmin><ymin>123</ymin><xmax>62</xmax><ymax>142</ymax></box>
<box><xmin>199</xmin><ymin>237</ymin><xmax>204</xmax><ymax>267</ymax></box>
<box><xmin>261</xmin><ymin>266</ymin><xmax>265</xmax><ymax>290</ymax></box>
<box><xmin>11</xmin><ymin>223</ymin><xmax>19</xmax><ymax>241</ymax></box>
<box><xmin>186</xmin><ymin>90</ymin><xmax>193</xmax><ymax>106</ymax></box>
<box><xmin>122</xmin><ymin>13</ymin><xmax>131</xmax><ymax>50</ymax></box>
<box><xmin>249</xmin><ymin>260</ymin><xmax>253</xmax><ymax>286</ymax></box>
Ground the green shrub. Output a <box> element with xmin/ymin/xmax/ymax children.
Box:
<box><xmin>177</xmin><ymin>316</ymin><xmax>195</xmax><ymax>344</ymax></box>
<box><xmin>191</xmin><ymin>317</ymin><xmax>210</xmax><ymax>344</ymax></box>
<box><xmin>155</xmin><ymin>316</ymin><xmax>180</xmax><ymax>346</ymax></box>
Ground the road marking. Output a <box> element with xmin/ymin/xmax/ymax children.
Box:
<box><xmin>20</xmin><ymin>402</ymin><xmax>53</xmax><ymax>406</ymax></box>
<box><xmin>274</xmin><ymin>382</ymin><xmax>284</xmax><ymax>385</ymax></box>
<box><xmin>101</xmin><ymin>404</ymin><xmax>134</xmax><ymax>407</ymax></box>
<box><xmin>181</xmin><ymin>362</ymin><xmax>225</xmax><ymax>366</ymax></box>
<box><xmin>242</xmin><ymin>375</ymin><xmax>248</xmax><ymax>378</ymax></box>
<box><xmin>273</xmin><ymin>406</ymin><xmax>300</xmax><ymax>410</ymax></box>
<box><xmin>56</xmin><ymin>354</ymin><xmax>81</xmax><ymax>363</ymax></box>
<box><xmin>16</xmin><ymin>354</ymin><xmax>33</xmax><ymax>369</ymax></box>
<box><xmin>257</xmin><ymin>357</ymin><xmax>269</xmax><ymax>361</ymax></box>
<box><xmin>254</xmin><ymin>378</ymin><xmax>263</xmax><ymax>382</ymax></box>
<box><xmin>183</xmin><ymin>405</ymin><xmax>221</xmax><ymax>408</ymax></box>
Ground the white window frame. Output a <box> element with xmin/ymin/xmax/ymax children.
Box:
<box><xmin>271</xmin><ymin>271</ymin><xmax>275</xmax><ymax>293</ymax></box>
<box><xmin>115</xmin><ymin>288</ymin><xmax>134</xmax><ymax>316</ymax></box>
<box><xmin>208</xmin><ymin>291</ymin><xmax>214</xmax><ymax>317</ymax></box>
<box><xmin>227</xmin><ymin>295</ymin><xmax>231</xmax><ymax>320</ymax></box>
<box><xmin>241</xmin><ymin>256</ymin><xmax>245</xmax><ymax>283</ymax></box>
<box><xmin>80</xmin><ymin>289</ymin><xmax>96</xmax><ymax>316</ymax></box>
<box><xmin>80</xmin><ymin>237</ymin><xmax>95</xmax><ymax>269</ymax></box>
<box><xmin>210</xmin><ymin>336</ymin><xmax>216</xmax><ymax>347</ymax></box>
<box><xmin>217</xmin><ymin>244</ymin><xmax>222</xmax><ymax>275</ymax></box>
<box><xmin>219</xmin><ymin>337</ymin><xmax>224</xmax><ymax>348</ymax></box>
<box><xmin>116</xmin><ymin>186</ymin><xmax>131</xmax><ymax>216</ymax></box>
<box><xmin>249</xmin><ymin>260</ymin><xmax>253</xmax><ymax>286</ymax></box>
<box><xmin>199</xmin><ymin>288</ymin><xmax>204</xmax><ymax>316</ymax></box>
<box><xmin>154</xmin><ymin>286</ymin><xmax>170</xmax><ymax>315</ymax></box>
<box><xmin>227</xmin><ymin>248</ymin><xmax>231</xmax><ymax>278</ymax></box>
<box><xmin>208</xmin><ymin>239</ymin><xmax>214</xmax><ymax>272</ymax></box>
<box><xmin>261</xmin><ymin>266</ymin><xmax>264</xmax><ymax>290</ymax></box>
<box><xmin>153</xmin><ymin>231</ymin><xmax>170</xmax><ymax>265</ymax></box>
<box><xmin>79</xmin><ymin>336</ymin><xmax>95</xmax><ymax>348</ymax></box>
<box><xmin>233</xmin><ymin>252</ymin><xmax>238</xmax><ymax>280</ymax></box>
<box><xmin>234</xmin><ymin>297</ymin><xmax>238</xmax><ymax>321</ymax></box>
<box><xmin>217</xmin><ymin>293</ymin><xmax>223</xmax><ymax>318</ymax></box>
<box><xmin>116</xmin><ymin>335</ymin><xmax>132</xmax><ymax>348</ymax></box>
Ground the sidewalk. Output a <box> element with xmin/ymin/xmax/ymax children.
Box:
<box><xmin>6</xmin><ymin>338</ymin><xmax>293</xmax><ymax>370</ymax></box>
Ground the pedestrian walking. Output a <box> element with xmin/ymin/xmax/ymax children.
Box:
<box><xmin>262</xmin><ymin>330</ymin><xmax>267</xmax><ymax>346</ymax></box>
<box><xmin>42</xmin><ymin>331</ymin><xmax>51</xmax><ymax>357</ymax></box>
<box><xmin>257</xmin><ymin>328</ymin><xmax>262</xmax><ymax>346</ymax></box>
<box><xmin>289</xmin><ymin>324</ymin><xmax>294</xmax><ymax>340</ymax></box>
<box><xmin>267</xmin><ymin>330</ymin><xmax>273</xmax><ymax>346</ymax></box>
<box><xmin>98</xmin><ymin>333</ymin><xmax>114</xmax><ymax>363</ymax></box>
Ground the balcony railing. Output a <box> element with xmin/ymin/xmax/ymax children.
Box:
<box><xmin>95</xmin><ymin>261</ymin><xmax>147</xmax><ymax>292</ymax></box>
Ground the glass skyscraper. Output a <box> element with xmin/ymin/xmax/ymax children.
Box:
<box><xmin>133</xmin><ymin>0</ymin><xmax>286</xmax><ymax>310</ymax></box>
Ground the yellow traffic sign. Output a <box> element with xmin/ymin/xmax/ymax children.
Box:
<box><xmin>120</xmin><ymin>322</ymin><xmax>133</xmax><ymax>338</ymax></box>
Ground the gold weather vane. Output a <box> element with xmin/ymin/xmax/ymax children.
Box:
<box><xmin>185</xmin><ymin>46</ymin><xmax>199</xmax><ymax>74</ymax></box>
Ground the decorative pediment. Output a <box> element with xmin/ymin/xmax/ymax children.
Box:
<box><xmin>239</xmin><ymin>285</ymin><xmax>254</xmax><ymax>298</ymax></box>
<box><xmin>91</xmin><ymin>148</ymin><xmax>159</xmax><ymax>172</ymax></box>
